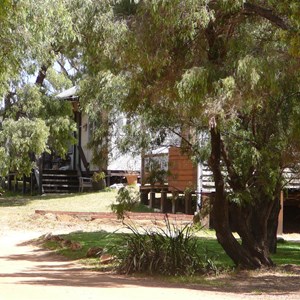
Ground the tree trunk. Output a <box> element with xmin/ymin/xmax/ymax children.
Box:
<box><xmin>35</xmin><ymin>64</ymin><xmax>48</xmax><ymax>86</ymax></box>
<box><xmin>267</xmin><ymin>192</ymin><xmax>281</xmax><ymax>254</ymax></box>
<box><xmin>209</xmin><ymin>126</ymin><xmax>274</xmax><ymax>269</ymax></box>
<box><xmin>239</xmin><ymin>200</ymin><xmax>274</xmax><ymax>266</ymax></box>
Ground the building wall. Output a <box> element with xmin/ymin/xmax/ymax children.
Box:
<box><xmin>80</xmin><ymin>113</ymin><xmax>97</xmax><ymax>171</ymax></box>
<box><xmin>80</xmin><ymin>112</ymin><xmax>141</xmax><ymax>173</ymax></box>
<box><xmin>167</xmin><ymin>147</ymin><xmax>197</xmax><ymax>192</ymax></box>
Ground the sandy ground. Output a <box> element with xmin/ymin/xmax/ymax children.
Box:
<box><xmin>0</xmin><ymin>209</ymin><xmax>300</xmax><ymax>299</ymax></box>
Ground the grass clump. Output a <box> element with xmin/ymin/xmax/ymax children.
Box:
<box><xmin>113</xmin><ymin>216</ymin><xmax>218</xmax><ymax>276</ymax></box>
<box><xmin>36</xmin><ymin>222</ymin><xmax>300</xmax><ymax>277</ymax></box>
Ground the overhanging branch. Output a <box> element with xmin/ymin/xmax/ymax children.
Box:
<box><xmin>244</xmin><ymin>2</ymin><xmax>290</xmax><ymax>30</ymax></box>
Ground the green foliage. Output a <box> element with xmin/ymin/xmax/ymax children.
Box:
<box><xmin>99</xmin><ymin>0</ymin><xmax>300</xmax><ymax>206</ymax></box>
<box><xmin>114</xmin><ymin>0</ymin><xmax>138</xmax><ymax>16</ymax></box>
<box><xmin>145</xmin><ymin>159</ymin><xmax>169</xmax><ymax>185</ymax></box>
<box><xmin>92</xmin><ymin>171</ymin><xmax>106</xmax><ymax>182</ymax></box>
<box><xmin>0</xmin><ymin>118</ymin><xmax>49</xmax><ymax>176</ymax></box>
<box><xmin>177</xmin><ymin>67</ymin><xmax>209</xmax><ymax>106</ymax></box>
<box><xmin>217</xmin><ymin>0</ymin><xmax>244</xmax><ymax>12</ymax></box>
<box><xmin>0</xmin><ymin>0</ymin><xmax>78</xmax><ymax>94</ymax></box>
<box><xmin>45</xmin><ymin>67</ymin><xmax>74</xmax><ymax>92</ymax></box>
<box><xmin>40</xmin><ymin>229</ymin><xmax>300</xmax><ymax>273</ymax></box>
<box><xmin>111</xmin><ymin>186</ymin><xmax>140</xmax><ymax>219</ymax></box>
<box><xmin>0</xmin><ymin>0</ymin><xmax>80</xmax><ymax>176</ymax></box>
<box><xmin>76</xmin><ymin>0</ymin><xmax>300</xmax><ymax>268</ymax></box>
<box><xmin>130</xmin><ymin>202</ymin><xmax>154</xmax><ymax>213</ymax></box>
<box><xmin>42</xmin><ymin>97</ymin><xmax>76</xmax><ymax>157</ymax></box>
<box><xmin>0</xmin><ymin>84</ymin><xmax>76</xmax><ymax>174</ymax></box>
<box><xmin>113</xmin><ymin>217</ymin><xmax>206</xmax><ymax>275</ymax></box>
<box><xmin>1</xmin><ymin>0</ymin><xmax>300</xmax><ymax>267</ymax></box>
<box><xmin>79</xmin><ymin>70</ymin><xmax>130</xmax><ymax>169</ymax></box>
<box><xmin>14</xmin><ymin>85</ymin><xmax>43</xmax><ymax>118</ymax></box>
<box><xmin>80</xmin><ymin>71</ymin><xmax>129</xmax><ymax>117</ymax></box>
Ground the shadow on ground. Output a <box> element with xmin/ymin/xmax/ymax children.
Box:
<box><xmin>1</xmin><ymin>244</ymin><xmax>300</xmax><ymax>296</ymax></box>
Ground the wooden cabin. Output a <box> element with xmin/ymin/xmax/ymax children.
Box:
<box><xmin>140</xmin><ymin>146</ymin><xmax>300</xmax><ymax>235</ymax></box>
<box><xmin>140</xmin><ymin>146</ymin><xmax>213</xmax><ymax>214</ymax></box>
<box><xmin>167</xmin><ymin>147</ymin><xmax>197</xmax><ymax>192</ymax></box>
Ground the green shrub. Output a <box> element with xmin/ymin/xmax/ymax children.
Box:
<box><xmin>92</xmin><ymin>171</ymin><xmax>106</xmax><ymax>182</ymax></box>
<box><xmin>113</xmin><ymin>216</ymin><xmax>211</xmax><ymax>276</ymax></box>
<box><xmin>110</xmin><ymin>186</ymin><xmax>140</xmax><ymax>219</ymax></box>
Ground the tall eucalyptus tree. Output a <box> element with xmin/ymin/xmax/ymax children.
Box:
<box><xmin>83</xmin><ymin>0</ymin><xmax>300</xmax><ymax>268</ymax></box>
<box><xmin>0</xmin><ymin>0</ymin><xmax>78</xmax><ymax>177</ymax></box>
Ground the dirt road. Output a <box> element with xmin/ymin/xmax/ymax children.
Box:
<box><xmin>0</xmin><ymin>198</ymin><xmax>300</xmax><ymax>300</ymax></box>
<box><xmin>0</xmin><ymin>228</ymin><xmax>300</xmax><ymax>300</ymax></box>
<box><xmin>0</xmin><ymin>231</ymin><xmax>241</xmax><ymax>300</ymax></box>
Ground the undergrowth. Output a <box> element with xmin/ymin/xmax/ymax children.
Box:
<box><xmin>111</xmin><ymin>186</ymin><xmax>153</xmax><ymax>219</ymax></box>
<box><xmin>112</xmin><ymin>215</ymin><xmax>219</xmax><ymax>276</ymax></box>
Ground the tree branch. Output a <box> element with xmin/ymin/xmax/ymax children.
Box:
<box><xmin>169</xmin><ymin>127</ymin><xmax>193</xmax><ymax>149</ymax></box>
<box><xmin>35</xmin><ymin>64</ymin><xmax>49</xmax><ymax>86</ymax></box>
<box><xmin>244</xmin><ymin>2</ymin><xmax>290</xmax><ymax>30</ymax></box>
<box><xmin>220</xmin><ymin>137</ymin><xmax>244</xmax><ymax>191</ymax></box>
<box><xmin>56</xmin><ymin>59</ymin><xmax>72</xmax><ymax>81</ymax></box>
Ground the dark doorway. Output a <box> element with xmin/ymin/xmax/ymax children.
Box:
<box><xmin>283</xmin><ymin>201</ymin><xmax>300</xmax><ymax>233</ymax></box>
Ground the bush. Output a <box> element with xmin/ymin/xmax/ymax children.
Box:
<box><xmin>113</xmin><ymin>216</ymin><xmax>207</xmax><ymax>276</ymax></box>
<box><xmin>110</xmin><ymin>186</ymin><xmax>140</xmax><ymax>219</ymax></box>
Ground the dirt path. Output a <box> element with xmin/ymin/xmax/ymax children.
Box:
<box><xmin>0</xmin><ymin>205</ymin><xmax>300</xmax><ymax>300</ymax></box>
<box><xmin>0</xmin><ymin>229</ymin><xmax>300</xmax><ymax>300</ymax></box>
<box><xmin>0</xmin><ymin>231</ymin><xmax>240</xmax><ymax>300</ymax></box>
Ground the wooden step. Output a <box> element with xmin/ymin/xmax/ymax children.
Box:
<box><xmin>42</xmin><ymin>170</ymin><xmax>80</xmax><ymax>193</ymax></box>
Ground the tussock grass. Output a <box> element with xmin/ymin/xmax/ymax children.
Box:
<box><xmin>40</xmin><ymin>227</ymin><xmax>300</xmax><ymax>274</ymax></box>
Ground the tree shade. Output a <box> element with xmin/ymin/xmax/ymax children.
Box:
<box><xmin>1</xmin><ymin>0</ymin><xmax>300</xmax><ymax>269</ymax></box>
<box><xmin>82</xmin><ymin>0</ymin><xmax>300</xmax><ymax>269</ymax></box>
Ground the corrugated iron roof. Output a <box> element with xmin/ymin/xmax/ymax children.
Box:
<box><xmin>56</xmin><ymin>86</ymin><xmax>78</xmax><ymax>99</ymax></box>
